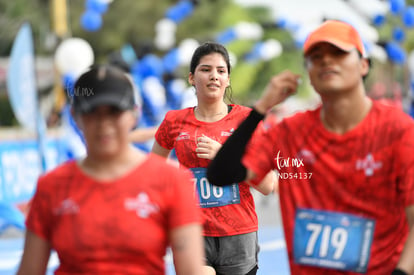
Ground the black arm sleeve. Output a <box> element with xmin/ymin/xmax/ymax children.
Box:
<box><xmin>391</xmin><ymin>269</ymin><xmax>408</xmax><ymax>275</ymax></box>
<box><xmin>207</xmin><ymin>108</ymin><xmax>265</xmax><ymax>186</ymax></box>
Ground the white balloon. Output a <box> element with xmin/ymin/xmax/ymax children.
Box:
<box><xmin>142</xmin><ymin>76</ymin><xmax>166</xmax><ymax>107</ymax></box>
<box><xmin>155</xmin><ymin>18</ymin><xmax>177</xmax><ymax>33</ymax></box>
<box><xmin>260</xmin><ymin>39</ymin><xmax>283</xmax><ymax>60</ymax></box>
<box><xmin>368</xmin><ymin>43</ymin><xmax>387</xmax><ymax>63</ymax></box>
<box><xmin>234</xmin><ymin>22</ymin><xmax>263</xmax><ymax>40</ymax></box>
<box><xmin>347</xmin><ymin>0</ymin><xmax>388</xmax><ymax>19</ymax></box>
<box><xmin>178</xmin><ymin>38</ymin><xmax>199</xmax><ymax>65</ymax></box>
<box><xmin>154</xmin><ymin>33</ymin><xmax>176</xmax><ymax>51</ymax></box>
<box><xmin>228</xmin><ymin>51</ymin><xmax>238</xmax><ymax>68</ymax></box>
<box><xmin>54</xmin><ymin>38</ymin><xmax>94</xmax><ymax>77</ymax></box>
<box><xmin>170</xmin><ymin>78</ymin><xmax>187</xmax><ymax>94</ymax></box>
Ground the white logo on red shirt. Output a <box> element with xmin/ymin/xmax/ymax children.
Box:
<box><xmin>356</xmin><ymin>153</ymin><xmax>382</xmax><ymax>176</ymax></box>
<box><xmin>221</xmin><ymin>128</ymin><xmax>234</xmax><ymax>137</ymax></box>
<box><xmin>124</xmin><ymin>192</ymin><xmax>159</xmax><ymax>218</ymax></box>
<box><xmin>176</xmin><ymin>132</ymin><xmax>190</xmax><ymax>141</ymax></box>
<box><xmin>53</xmin><ymin>198</ymin><xmax>80</xmax><ymax>215</ymax></box>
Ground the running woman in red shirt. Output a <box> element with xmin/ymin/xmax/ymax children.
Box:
<box><xmin>17</xmin><ymin>65</ymin><xmax>204</xmax><ymax>275</ymax></box>
<box><xmin>208</xmin><ymin>20</ymin><xmax>414</xmax><ymax>275</ymax></box>
<box><xmin>152</xmin><ymin>42</ymin><xmax>276</xmax><ymax>275</ymax></box>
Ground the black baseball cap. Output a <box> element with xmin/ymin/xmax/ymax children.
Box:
<box><xmin>72</xmin><ymin>65</ymin><xmax>136</xmax><ymax>114</ymax></box>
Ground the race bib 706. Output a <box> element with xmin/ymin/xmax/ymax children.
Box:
<box><xmin>189</xmin><ymin>168</ymin><xmax>240</xmax><ymax>208</ymax></box>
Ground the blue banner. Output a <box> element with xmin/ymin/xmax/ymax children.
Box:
<box><xmin>0</xmin><ymin>138</ymin><xmax>67</xmax><ymax>204</ymax></box>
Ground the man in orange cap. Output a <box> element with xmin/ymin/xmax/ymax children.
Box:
<box><xmin>207</xmin><ymin>20</ymin><xmax>414</xmax><ymax>275</ymax></box>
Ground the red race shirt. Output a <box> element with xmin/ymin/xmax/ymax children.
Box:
<box><xmin>244</xmin><ymin>101</ymin><xmax>414</xmax><ymax>274</ymax></box>
<box><xmin>155</xmin><ymin>105</ymin><xmax>258</xmax><ymax>237</ymax></box>
<box><xmin>26</xmin><ymin>154</ymin><xmax>201</xmax><ymax>275</ymax></box>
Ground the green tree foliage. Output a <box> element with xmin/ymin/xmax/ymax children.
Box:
<box><xmin>0</xmin><ymin>0</ymin><xmax>50</xmax><ymax>56</ymax></box>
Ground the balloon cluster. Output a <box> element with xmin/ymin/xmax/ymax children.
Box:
<box><xmin>154</xmin><ymin>0</ymin><xmax>197</xmax><ymax>50</ymax></box>
<box><xmin>129</xmin><ymin>38</ymin><xmax>200</xmax><ymax>137</ymax></box>
<box><xmin>377</xmin><ymin>0</ymin><xmax>414</xmax><ymax>117</ymax></box>
<box><xmin>244</xmin><ymin>39</ymin><xmax>283</xmax><ymax>63</ymax></box>
<box><xmin>371</xmin><ymin>0</ymin><xmax>414</xmax><ymax>65</ymax></box>
<box><xmin>216</xmin><ymin>21</ymin><xmax>264</xmax><ymax>45</ymax></box>
<box><xmin>136</xmin><ymin>16</ymin><xmax>282</xmax><ymax>138</ymax></box>
<box><xmin>70</xmin><ymin>1</ymin><xmax>290</xmax><ymax>152</ymax></box>
<box><xmin>80</xmin><ymin>0</ymin><xmax>111</xmax><ymax>32</ymax></box>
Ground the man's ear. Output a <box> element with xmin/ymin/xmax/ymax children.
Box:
<box><xmin>361</xmin><ymin>58</ymin><xmax>370</xmax><ymax>78</ymax></box>
<box><xmin>131</xmin><ymin>107</ymin><xmax>139</xmax><ymax>130</ymax></box>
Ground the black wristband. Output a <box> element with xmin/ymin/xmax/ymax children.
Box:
<box><xmin>392</xmin><ymin>268</ymin><xmax>408</xmax><ymax>275</ymax></box>
<box><xmin>250</xmin><ymin>107</ymin><xmax>266</xmax><ymax>120</ymax></box>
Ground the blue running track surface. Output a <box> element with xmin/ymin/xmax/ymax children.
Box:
<box><xmin>0</xmin><ymin>226</ymin><xmax>290</xmax><ymax>275</ymax></box>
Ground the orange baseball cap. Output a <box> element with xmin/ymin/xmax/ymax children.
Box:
<box><xmin>303</xmin><ymin>20</ymin><xmax>367</xmax><ymax>57</ymax></box>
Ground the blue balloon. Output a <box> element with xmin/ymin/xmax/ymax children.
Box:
<box><xmin>131</xmin><ymin>61</ymin><xmax>142</xmax><ymax>77</ymax></box>
<box><xmin>216</xmin><ymin>28</ymin><xmax>237</xmax><ymax>45</ymax></box>
<box><xmin>162</xmin><ymin>48</ymin><xmax>179</xmax><ymax>73</ymax></box>
<box><xmin>62</xmin><ymin>73</ymin><xmax>76</xmax><ymax>98</ymax></box>
<box><xmin>165</xmin><ymin>0</ymin><xmax>194</xmax><ymax>23</ymax></box>
<box><xmin>244</xmin><ymin>42</ymin><xmax>263</xmax><ymax>62</ymax></box>
<box><xmin>372</xmin><ymin>14</ymin><xmax>386</xmax><ymax>26</ymax></box>
<box><xmin>165</xmin><ymin>7</ymin><xmax>181</xmax><ymax>23</ymax></box>
<box><xmin>130</xmin><ymin>65</ymin><xmax>143</xmax><ymax>84</ymax></box>
<box><xmin>177</xmin><ymin>0</ymin><xmax>194</xmax><ymax>18</ymax></box>
<box><xmin>409</xmin><ymin>100</ymin><xmax>414</xmax><ymax>118</ymax></box>
<box><xmin>392</xmin><ymin>26</ymin><xmax>405</xmax><ymax>42</ymax></box>
<box><xmin>136</xmin><ymin>54</ymin><xmax>164</xmax><ymax>79</ymax></box>
<box><xmin>276</xmin><ymin>18</ymin><xmax>299</xmax><ymax>32</ymax></box>
<box><xmin>386</xmin><ymin>42</ymin><xmax>406</xmax><ymax>64</ymax></box>
<box><xmin>165</xmin><ymin>80</ymin><xmax>184</xmax><ymax>109</ymax></box>
<box><xmin>85</xmin><ymin>0</ymin><xmax>109</xmax><ymax>14</ymax></box>
<box><xmin>120</xmin><ymin>44</ymin><xmax>137</xmax><ymax>65</ymax></box>
<box><xmin>80</xmin><ymin>9</ymin><xmax>102</xmax><ymax>31</ymax></box>
<box><xmin>276</xmin><ymin>18</ymin><xmax>287</xmax><ymax>28</ymax></box>
<box><xmin>403</xmin><ymin>7</ymin><xmax>414</xmax><ymax>27</ymax></box>
<box><xmin>390</xmin><ymin>0</ymin><xmax>405</xmax><ymax>15</ymax></box>
<box><xmin>140</xmin><ymin>94</ymin><xmax>166</xmax><ymax>125</ymax></box>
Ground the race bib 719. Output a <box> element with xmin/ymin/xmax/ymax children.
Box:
<box><xmin>293</xmin><ymin>208</ymin><xmax>375</xmax><ymax>273</ymax></box>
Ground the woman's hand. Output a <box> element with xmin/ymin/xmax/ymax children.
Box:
<box><xmin>196</xmin><ymin>135</ymin><xmax>221</xmax><ymax>160</ymax></box>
